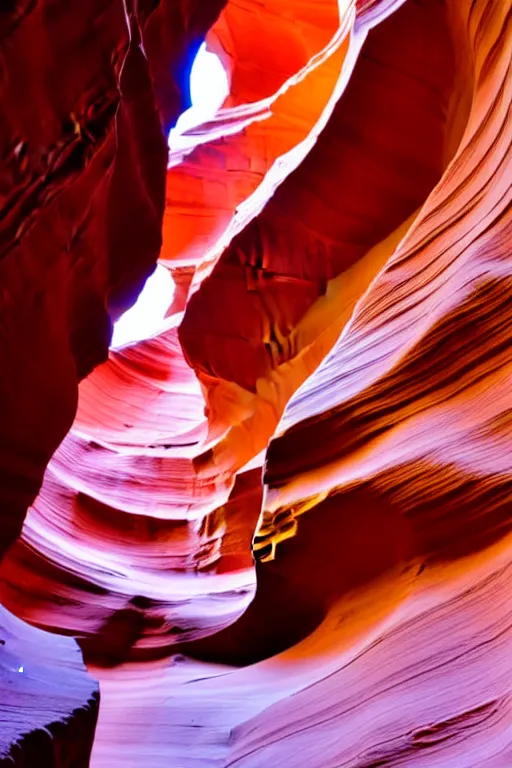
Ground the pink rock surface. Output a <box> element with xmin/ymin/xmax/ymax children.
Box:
<box><xmin>0</xmin><ymin>605</ymin><xmax>98</xmax><ymax>766</ymax></box>
<box><xmin>0</xmin><ymin>0</ymin><xmax>510</xmax><ymax>765</ymax></box>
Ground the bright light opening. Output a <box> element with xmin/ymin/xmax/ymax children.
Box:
<box><xmin>18</xmin><ymin>666</ymin><xmax>24</xmax><ymax>674</ymax></box>
<box><xmin>111</xmin><ymin>264</ymin><xmax>175</xmax><ymax>349</ymax></box>
<box><xmin>190</xmin><ymin>43</ymin><xmax>229</xmax><ymax>115</ymax></box>
<box><xmin>169</xmin><ymin>42</ymin><xmax>229</xmax><ymax>144</ymax></box>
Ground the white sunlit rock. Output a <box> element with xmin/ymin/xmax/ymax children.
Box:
<box><xmin>111</xmin><ymin>44</ymin><xmax>228</xmax><ymax>349</ymax></box>
<box><xmin>110</xmin><ymin>265</ymin><xmax>175</xmax><ymax>349</ymax></box>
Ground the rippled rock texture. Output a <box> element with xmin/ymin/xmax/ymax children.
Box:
<box><xmin>0</xmin><ymin>0</ymin><xmax>511</xmax><ymax>765</ymax></box>
<box><xmin>0</xmin><ymin>605</ymin><xmax>98</xmax><ymax>766</ymax></box>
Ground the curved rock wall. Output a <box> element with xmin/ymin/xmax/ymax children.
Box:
<box><xmin>0</xmin><ymin>604</ymin><xmax>99</xmax><ymax>766</ymax></box>
<box><xmin>0</xmin><ymin>0</ymin><xmax>510</xmax><ymax>765</ymax></box>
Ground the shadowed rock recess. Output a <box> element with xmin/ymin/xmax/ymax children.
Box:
<box><xmin>0</xmin><ymin>0</ymin><xmax>510</xmax><ymax>765</ymax></box>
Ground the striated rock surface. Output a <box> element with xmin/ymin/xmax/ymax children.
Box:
<box><xmin>0</xmin><ymin>605</ymin><xmax>98</xmax><ymax>767</ymax></box>
<box><xmin>0</xmin><ymin>0</ymin><xmax>226</xmax><ymax>562</ymax></box>
<box><xmin>0</xmin><ymin>0</ymin><xmax>511</xmax><ymax>765</ymax></box>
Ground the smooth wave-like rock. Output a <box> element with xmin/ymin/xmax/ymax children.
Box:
<box><xmin>88</xmin><ymin>545</ymin><xmax>512</xmax><ymax>767</ymax></box>
<box><xmin>0</xmin><ymin>0</ymin><xmax>510</xmax><ymax>765</ymax></box>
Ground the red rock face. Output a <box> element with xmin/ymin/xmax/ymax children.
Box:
<box><xmin>0</xmin><ymin>0</ymin><xmax>511</xmax><ymax>765</ymax></box>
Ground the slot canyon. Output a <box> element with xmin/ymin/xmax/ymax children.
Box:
<box><xmin>0</xmin><ymin>0</ymin><xmax>511</xmax><ymax>766</ymax></box>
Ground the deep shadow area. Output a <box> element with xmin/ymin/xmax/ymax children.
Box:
<box><xmin>180</xmin><ymin>484</ymin><xmax>413</xmax><ymax>666</ymax></box>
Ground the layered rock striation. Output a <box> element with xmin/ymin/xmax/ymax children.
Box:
<box><xmin>0</xmin><ymin>0</ymin><xmax>510</xmax><ymax>765</ymax></box>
